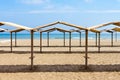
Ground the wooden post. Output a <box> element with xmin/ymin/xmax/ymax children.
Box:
<box><xmin>30</xmin><ymin>30</ymin><xmax>34</xmax><ymax>70</ymax></box>
<box><xmin>98</xmin><ymin>32</ymin><xmax>101</xmax><ymax>53</ymax></box>
<box><xmin>85</xmin><ymin>30</ymin><xmax>88</xmax><ymax>69</ymax></box>
<box><xmin>40</xmin><ymin>32</ymin><xmax>42</xmax><ymax>52</ymax></box>
<box><xmin>79</xmin><ymin>32</ymin><xmax>81</xmax><ymax>46</ymax></box>
<box><xmin>15</xmin><ymin>32</ymin><xmax>17</xmax><ymax>47</ymax></box>
<box><xmin>63</xmin><ymin>32</ymin><xmax>65</xmax><ymax>46</ymax></box>
<box><xmin>10</xmin><ymin>32</ymin><xmax>13</xmax><ymax>52</ymax></box>
<box><xmin>69</xmin><ymin>32</ymin><xmax>71</xmax><ymax>52</ymax></box>
<box><xmin>111</xmin><ymin>32</ymin><xmax>113</xmax><ymax>47</ymax></box>
<box><xmin>47</xmin><ymin>32</ymin><xmax>49</xmax><ymax>47</ymax></box>
<box><xmin>96</xmin><ymin>33</ymin><xmax>97</xmax><ymax>47</ymax></box>
<box><xmin>115</xmin><ymin>32</ymin><xmax>117</xmax><ymax>42</ymax></box>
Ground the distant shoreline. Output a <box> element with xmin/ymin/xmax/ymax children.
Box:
<box><xmin>0</xmin><ymin>33</ymin><xmax>120</xmax><ymax>39</ymax></box>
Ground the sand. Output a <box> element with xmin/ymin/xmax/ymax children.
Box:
<box><xmin>0</xmin><ymin>39</ymin><xmax>120</xmax><ymax>80</ymax></box>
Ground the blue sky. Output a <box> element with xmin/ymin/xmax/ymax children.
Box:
<box><xmin>0</xmin><ymin>0</ymin><xmax>120</xmax><ymax>29</ymax></box>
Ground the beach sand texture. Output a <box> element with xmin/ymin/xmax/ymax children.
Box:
<box><xmin>0</xmin><ymin>39</ymin><xmax>120</xmax><ymax>80</ymax></box>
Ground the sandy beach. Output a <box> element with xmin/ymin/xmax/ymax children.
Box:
<box><xmin>0</xmin><ymin>39</ymin><xmax>120</xmax><ymax>80</ymax></box>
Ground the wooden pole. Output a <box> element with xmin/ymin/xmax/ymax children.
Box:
<box><xmin>98</xmin><ymin>32</ymin><xmax>101</xmax><ymax>53</ymax></box>
<box><xmin>79</xmin><ymin>32</ymin><xmax>81</xmax><ymax>46</ymax></box>
<box><xmin>15</xmin><ymin>32</ymin><xmax>17</xmax><ymax>47</ymax></box>
<box><xmin>63</xmin><ymin>32</ymin><xmax>65</xmax><ymax>46</ymax></box>
<box><xmin>40</xmin><ymin>32</ymin><xmax>42</xmax><ymax>52</ymax></box>
<box><xmin>115</xmin><ymin>32</ymin><xmax>117</xmax><ymax>42</ymax></box>
<box><xmin>69</xmin><ymin>32</ymin><xmax>71</xmax><ymax>52</ymax></box>
<box><xmin>0</xmin><ymin>34</ymin><xmax>1</xmax><ymax>46</ymax></box>
<box><xmin>96</xmin><ymin>33</ymin><xmax>97</xmax><ymax>47</ymax></box>
<box><xmin>85</xmin><ymin>30</ymin><xmax>88</xmax><ymax>69</ymax></box>
<box><xmin>47</xmin><ymin>32</ymin><xmax>49</xmax><ymax>47</ymax></box>
<box><xmin>10</xmin><ymin>32</ymin><xmax>13</xmax><ymax>52</ymax></box>
<box><xmin>30</xmin><ymin>30</ymin><xmax>34</xmax><ymax>70</ymax></box>
<box><xmin>111</xmin><ymin>32</ymin><xmax>113</xmax><ymax>47</ymax></box>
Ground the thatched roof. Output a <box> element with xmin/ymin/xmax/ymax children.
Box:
<box><xmin>88</xmin><ymin>29</ymin><xmax>100</xmax><ymax>33</ymax></box>
<box><xmin>112</xmin><ymin>27</ymin><xmax>120</xmax><ymax>32</ymax></box>
<box><xmin>40</xmin><ymin>27</ymin><xmax>71</xmax><ymax>32</ymax></box>
<box><xmin>35</xmin><ymin>21</ymin><xmax>59</xmax><ymax>30</ymax></box>
<box><xmin>9</xmin><ymin>28</ymin><xmax>25</xmax><ymax>32</ymax></box>
<box><xmin>70</xmin><ymin>29</ymin><xmax>81</xmax><ymax>32</ymax></box>
<box><xmin>88</xmin><ymin>22</ymin><xmax>120</xmax><ymax>29</ymax></box>
<box><xmin>88</xmin><ymin>21</ymin><xmax>120</xmax><ymax>33</ymax></box>
<box><xmin>100</xmin><ymin>29</ymin><xmax>113</xmax><ymax>33</ymax></box>
<box><xmin>0</xmin><ymin>22</ymin><xmax>33</xmax><ymax>31</ymax></box>
<box><xmin>59</xmin><ymin>22</ymin><xmax>87</xmax><ymax>30</ymax></box>
<box><xmin>34</xmin><ymin>21</ymin><xmax>87</xmax><ymax>31</ymax></box>
<box><xmin>0</xmin><ymin>23</ymin><xmax>4</xmax><ymax>26</ymax></box>
<box><xmin>113</xmin><ymin>22</ymin><xmax>120</xmax><ymax>26</ymax></box>
<box><xmin>0</xmin><ymin>28</ymin><xmax>8</xmax><ymax>32</ymax></box>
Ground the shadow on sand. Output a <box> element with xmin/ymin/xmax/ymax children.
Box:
<box><xmin>0</xmin><ymin>51</ymin><xmax>120</xmax><ymax>54</ymax></box>
<box><xmin>0</xmin><ymin>64</ymin><xmax>120</xmax><ymax>73</ymax></box>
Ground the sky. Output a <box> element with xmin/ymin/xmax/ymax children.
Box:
<box><xmin>0</xmin><ymin>0</ymin><xmax>120</xmax><ymax>29</ymax></box>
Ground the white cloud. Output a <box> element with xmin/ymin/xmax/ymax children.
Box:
<box><xmin>20</xmin><ymin>0</ymin><xmax>49</xmax><ymax>4</ymax></box>
<box><xmin>117</xmin><ymin>0</ymin><xmax>120</xmax><ymax>2</ymax></box>
<box><xmin>29</xmin><ymin>9</ymin><xmax>79</xmax><ymax>14</ymax></box>
<box><xmin>2</xmin><ymin>9</ymin><xmax>120</xmax><ymax>14</ymax></box>
<box><xmin>84</xmin><ymin>0</ymin><xmax>93</xmax><ymax>3</ymax></box>
<box><xmin>28</xmin><ymin>9</ymin><xmax>120</xmax><ymax>14</ymax></box>
<box><xmin>43</xmin><ymin>5</ymin><xmax>55</xmax><ymax>9</ymax></box>
<box><xmin>86</xmin><ymin>10</ymin><xmax>120</xmax><ymax>13</ymax></box>
<box><xmin>28</xmin><ymin>5</ymin><xmax>80</xmax><ymax>14</ymax></box>
<box><xmin>61</xmin><ymin>5</ymin><xmax>76</xmax><ymax>10</ymax></box>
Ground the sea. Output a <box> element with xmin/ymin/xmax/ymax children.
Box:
<box><xmin>0</xmin><ymin>32</ymin><xmax>119</xmax><ymax>40</ymax></box>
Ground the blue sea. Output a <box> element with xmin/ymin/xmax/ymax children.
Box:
<box><xmin>0</xmin><ymin>33</ymin><xmax>120</xmax><ymax>39</ymax></box>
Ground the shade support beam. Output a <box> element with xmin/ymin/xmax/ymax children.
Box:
<box><xmin>98</xmin><ymin>32</ymin><xmax>101</xmax><ymax>53</ymax></box>
<box><xmin>40</xmin><ymin>32</ymin><xmax>42</xmax><ymax>52</ymax></box>
<box><xmin>30</xmin><ymin>30</ymin><xmax>34</xmax><ymax>70</ymax></box>
<box><xmin>96</xmin><ymin>33</ymin><xmax>98</xmax><ymax>47</ymax></box>
<box><xmin>69</xmin><ymin>32</ymin><xmax>71</xmax><ymax>52</ymax></box>
<box><xmin>79</xmin><ymin>32</ymin><xmax>81</xmax><ymax>46</ymax></box>
<box><xmin>15</xmin><ymin>32</ymin><xmax>17</xmax><ymax>47</ymax></box>
<box><xmin>63</xmin><ymin>32</ymin><xmax>66</xmax><ymax>46</ymax></box>
<box><xmin>47</xmin><ymin>32</ymin><xmax>50</xmax><ymax>47</ymax></box>
<box><xmin>10</xmin><ymin>32</ymin><xmax>13</xmax><ymax>52</ymax></box>
<box><xmin>115</xmin><ymin>32</ymin><xmax>117</xmax><ymax>42</ymax></box>
<box><xmin>111</xmin><ymin>32</ymin><xmax>113</xmax><ymax>47</ymax></box>
<box><xmin>85</xmin><ymin>30</ymin><xmax>88</xmax><ymax>69</ymax></box>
